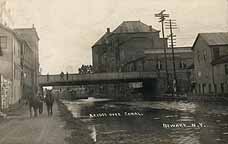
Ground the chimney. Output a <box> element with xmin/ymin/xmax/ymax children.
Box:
<box><xmin>149</xmin><ymin>25</ymin><xmax>153</xmax><ymax>32</ymax></box>
<box><xmin>107</xmin><ymin>28</ymin><xmax>110</xmax><ymax>33</ymax></box>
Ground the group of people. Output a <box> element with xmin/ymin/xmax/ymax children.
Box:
<box><xmin>27</xmin><ymin>89</ymin><xmax>55</xmax><ymax>117</ymax></box>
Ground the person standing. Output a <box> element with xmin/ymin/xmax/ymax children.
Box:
<box><xmin>60</xmin><ymin>72</ymin><xmax>64</xmax><ymax>80</ymax></box>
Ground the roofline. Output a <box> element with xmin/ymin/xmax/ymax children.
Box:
<box><xmin>208</xmin><ymin>44</ymin><xmax>228</xmax><ymax>46</ymax></box>
<box><xmin>0</xmin><ymin>24</ymin><xmax>36</xmax><ymax>50</ymax></box>
<box><xmin>112</xmin><ymin>31</ymin><xmax>160</xmax><ymax>34</ymax></box>
<box><xmin>92</xmin><ymin>30</ymin><xmax>161</xmax><ymax>48</ymax></box>
<box><xmin>192</xmin><ymin>34</ymin><xmax>200</xmax><ymax>50</ymax></box>
<box><xmin>175</xmin><ymin>46</ymin><xmax>192</xmax><ymax>49</ymax></box>
<box><xmin>0</xmin><ymin>23</ymin><xmax>22</xmax><ymax>41</ymax></box>
<box><xmin>145</xmin><ymin>46</ymin><xmax>192</xmax><ymax>50</ymax></box>
<box><xmin>192</xmin><ymin>32</ymin><xmax>228</xmax><ymax>50</ymax></box>
<box><xmin>14</xmin><ymin>28</ymin><xmax>40</xmax><ymax>40</ymax></box>
<box><xmin>113</xmin><ymin>20</ymin><xmax>160</xmax><ymax>32</ymax></box>
<box><xmin>192</xmin><ymin>33</ymin><xmax>211</xmax><ymax>50</ymax></box>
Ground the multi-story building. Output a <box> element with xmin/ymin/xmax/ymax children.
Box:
<box><xmin>14</xmin><ymin>26</ymin><xmax>40</xmax><ymax>95</ymax></box>
<box><xmin>124</xmin><ymin>47</ymin><xmax>192</xmax><ymax>72</ymax></box>
<box><xmin>0</xmin><ymin>24</ymin><xmax>23</xmax><ymax>105</ymax></box>
<box><xmin>0</xmin><ymin>24</ymin><xmax>39</xmax><ymax>109</ymax></box>
<box><xmin>19</xmin><ymin>39</ymin><xmax>35</xmax><ymax>98</ymax></box>
<box><xmin>92</xmin><ymin>21</ymin><xmax>166</xmax><ymax>73</ymax></box>
<box><xmin>123</xmin><ymin>47</ymin><xmax>193</xmax><ymax>93</ymax></box>
<box><xmin>193</xmin><ymin>32</ymin><xmax>228</xmax><ymax>96</ymax></box>
<box><xmin>92</xmin><ymin>21</ymin><xmax>194</xmax><ymax>95</ymax></box>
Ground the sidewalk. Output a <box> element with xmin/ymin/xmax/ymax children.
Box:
<box><xmin>0</xmin><ymin>102</ymin><xmax>70</xmax><ymax>144</ymax></box>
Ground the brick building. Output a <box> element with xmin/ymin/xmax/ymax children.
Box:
<box><xmin>123</xmin><ymin>47</ymin><xmax>193</xmax><ymax>93</ymax></box>
<box><xmin>123</xmin><ymin>47</ymin><xmax>192</xmax><ymax>72</ymax></box>
<box><xmin>92</xmin><ymin>21</ymin><xmax>194</xmax><ymax>96</ymax></box>
<box><xmin>92</xmin><ymin>21</ymin><xmax>166</xmax><ymax>73</ymax></box>
<box><xmin>192</xmin><ymin>32</ymin><xmax>228</xmax><ymax>96</ymax></box>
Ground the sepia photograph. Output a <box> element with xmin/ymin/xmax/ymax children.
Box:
<box><xmin>0</xmin><ymin>0</ymin><xmax>228</xmax><ymax>144</ymax></box>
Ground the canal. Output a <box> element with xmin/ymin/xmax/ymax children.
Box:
<box><xmin>63</xmin><ymin>98</ymin><xmax>228</xmax><ymax>144</ymax></box>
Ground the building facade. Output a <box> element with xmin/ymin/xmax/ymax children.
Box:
<box><xmin>123</xmin><ymin>47</ymin><xmax>193</xmax><ymax>93</ymax></box>
<box><xmin>14</xmin><ymin>27</ymin><xmax>40</xmax><ymax>94</ymax></box>
<box><xmin>193</xmin><ymin>32</ymin><xmax>228</xmax><ymax>96</ymax></box>
<box><xmin>0</xmin><ymin>24</ymin><xmax>39</xmax><ymax>109</ymax></box>
<box><xmin>92</xmin><ymin>21</ymin><xmax>166</xmax><ymax>73</ymax></box>
<box><xmin>92</xmin><ymin>21</ymin><xmax>193</xmax><ymax>96</ymax></box>
<box><xmin>0</xmin><ymin>24</ymin><xmax>23</xmax><ymax>106</ymax></box>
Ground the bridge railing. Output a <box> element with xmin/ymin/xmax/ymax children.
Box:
<box><xmin>39</xmin><ymin>70</ymin><xmax>191</xmax><ymax>85</ymax></box>
<box><xmin>39</xmin><ymin>72</ymin><xmax>158</xmax><ymax>85</ymax></box>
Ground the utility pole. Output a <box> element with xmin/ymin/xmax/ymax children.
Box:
<box><xmin>155</xmin><ymin>10</ymin><xmax>170</xmax><ymax>92</ymax></box>
<box><xmin>165</xmin><ymin>19</ymin><xmax>178</xmax><ymax>94</ymax></box>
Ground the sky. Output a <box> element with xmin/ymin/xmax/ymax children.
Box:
<box><xmin>3</xmin><ymin>0</ymin><xmax>228</xmax><ymax>74</ymax></box>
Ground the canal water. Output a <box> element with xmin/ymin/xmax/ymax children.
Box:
<box><xmin>63</xmin><ymin>98</ymin><xmax>228</xmax><ymax>144</ymax></box>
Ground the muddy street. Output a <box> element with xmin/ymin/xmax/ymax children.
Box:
<box><xmin>0</xmin><ymin>103</ymin><xmax>69</xmax><ymax>144</ymax></box>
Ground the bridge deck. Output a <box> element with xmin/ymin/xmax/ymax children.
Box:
<box><xmin>39</xmin><ymin>72</ymin><xmax>158</xmax><ymax>86</ymax></box>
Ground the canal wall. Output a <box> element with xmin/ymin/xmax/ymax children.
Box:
<box><xmin>56</xmin><ymin>100</ymin><xmax>94</xmax><ymax>144</ymax></box>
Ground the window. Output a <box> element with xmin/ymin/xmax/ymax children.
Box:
<box><xmin>184</xmin><ymin>64</ymin><xmax>187</xmax><ymax>68</ymax></box>
<box><xmin>179</xmin><ymin>61</ymin><xmax>182</xmax><ymax>68</ymax></box>
<box><xmin>203</xmin><ymin>50</ymin><xmax>207</xmax><ymax>61</ymax></box>
<box><xmin>0</xmin><ymin>36</ymin><xmax>7</xmax><ymax>49</ymax></box>
<box><xmin>208</xmin><ymin>84</ymin><xmax>212</xmax><ymax>93</ymax></box>
<box><xmin>221</xmin><ymin>83</ymin><xmax>224</xmax><ymax>93</ymax></box>
<box><xmin>157</xmin><ymin>60</ymin><xmax>162</xmax><ymax>70</ymax></box>
<box><xmin>179</xmin><ymin>61</ymin><xmax>186</xmax><ymax>69</ymax></box>
<box><xmin>214</xmin><ymin>84</ymin><xmax>217</xmax><ymax>93</ymax></box>
<box><xmin>202</xmin><ymin>83</ymin><xmax>206</xmax><ymax>94</ymax></box>
<box><xmin>213</xmin><ymin>48</ymin><xmax>220</xmax><ymax>59</ymax></box>
<box><xmin>0</xmin><ymin>36</ymin><xmax>7</xmax><ymax>56</ymax></box>
<box><xmin>225</xmin><ymin>64</ymin><xmax>228</xmax><ymax>75</ymax></box>
<box><xmin>198</xmin><ymin>84</ymin><xmax>201</xmax><ymax>94</ymax></box>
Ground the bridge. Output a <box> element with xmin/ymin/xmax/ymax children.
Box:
<box><xmin>38</xmin><ymin>72</ymin><xmax>161</xmax><ymax>87</ymax></box>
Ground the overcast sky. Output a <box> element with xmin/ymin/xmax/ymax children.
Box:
<box><xmin>4</xmin><ymin>0</ymin><xmax>228</xmax><ymax>74</ymax></box>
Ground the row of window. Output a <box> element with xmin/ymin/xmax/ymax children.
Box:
<box><xmin>0</xmin><ymin>36</ymin><xmax>26</xmax><ymax>58</ymax></box>
<box><xmin>156</xmin><ymin>61</ymin><xmax>187</xmax><ymax>70</ymax></box>
<box><xmin>197</xmin><ymin>83</ymin><xmax>225</xmax><ymax>94</ymax></box>
<box><xmin>0</xmin><ymin>36</ymin><xmax>7</xmax><ymax>49</ymax></box>
<box><xmin>0</xmin><ymin>36</ymin><xmax>7</xmax><ymax>56</ymax></box>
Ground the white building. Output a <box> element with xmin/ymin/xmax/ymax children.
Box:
<box><xmin>0</xmin><ymin>24</ymin><xmax>40</xmax><ymax>109</ymax></box>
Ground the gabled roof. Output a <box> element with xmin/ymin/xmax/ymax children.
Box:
<box><xmin>192</xmin><ymin>32</ymin><xmax>228</xmax><ymax>49</ymax></box>
<box><xmin>92</xmin><ymin>32</ymin><xmax>111</xmax><ymax>47</ymax></box>
<box><xmin>0</xmin><ymin>23</ymin><xmax>22</xmax><ymax>41</ymax></box>
<box><xmin>201</xmin><ymin>32</ymin><xmax>228</xmax><ymax>46</ymax></box>
<box><xmin>92</xmin><ymin>21</ymin><xmax>159</xmax><ymax>48</ymax></box>
<box><xmin>14</xmin><ymin>28</ymin><xmax>40</xmax><ymax>41</ymax></box>
<box><xmin>113</xmin><ymin>21</ymin><xmax>159</xmax><ymax>33</ymax></box>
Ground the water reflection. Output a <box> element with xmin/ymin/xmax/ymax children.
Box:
<box><xmin>63</xmin><ymin>98</ymin><xmax>228</xmax><ymax>144</ymax></box>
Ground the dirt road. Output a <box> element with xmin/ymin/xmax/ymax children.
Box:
<box><xmin>0</xmin><ymin>102</ymin><xmax>69</xmax><ymax>144</ymax></box>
